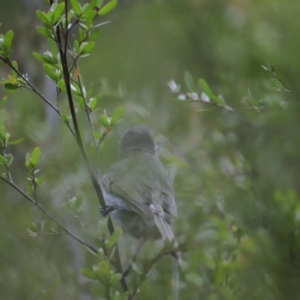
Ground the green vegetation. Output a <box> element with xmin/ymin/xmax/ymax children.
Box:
<box><xmin>0</xmin><ymin>0</ymin><xmax>299</xmax><ymax>299</ymax></box>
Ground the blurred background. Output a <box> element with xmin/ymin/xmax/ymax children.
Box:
<box><xmin>1</xmin><ymin>0</ymin><xmax>300</xmax><ymax>299</ymax></box>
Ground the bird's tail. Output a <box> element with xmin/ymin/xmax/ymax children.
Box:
<box><xmin>154</xmin><ymin>214</ymin><xmax>181</xmax><ymax>262</ymax></box>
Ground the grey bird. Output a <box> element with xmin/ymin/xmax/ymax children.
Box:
<box><xmin>101</xmin><ymin>125</ymin><xmax>181</xmax><ymax>265</ymax></box>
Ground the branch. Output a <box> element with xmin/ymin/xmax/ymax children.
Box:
<box><xmin>55</xmin><ymin>3</ymin><xmax>128</xmax><ymax>291</ymax></box>
<box><xmin>0</xmin><ymin>57</ymin><xmax>76</xmax><ymax>137</ymax></box>
<box><xmin>0</xmin><ymin>174</ymin><xmax>98</xmax><ymax>254</ymax></box>
<box><xmin>0</xmin><ymin>57</ymin><xmax>59</xmax><ymax>113</ymax></box>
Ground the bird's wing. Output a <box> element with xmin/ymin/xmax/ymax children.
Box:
<box><xmin>102</xmin><ymin>171</ymin><xmax>154</xmax><ymax>217</ymax></box>
<box><xmin>102</xmin><ymin>169</ymin><xmax>176</xmax><ymax>222</ymax></box>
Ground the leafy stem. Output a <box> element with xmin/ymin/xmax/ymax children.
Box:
<box><xmin>0</xmin><ymin>174</ymin><xmax>98</xmax><ymax>254</ymax></box>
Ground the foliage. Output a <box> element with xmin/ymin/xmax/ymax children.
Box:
<box><xmin>0</xmin><ymin>0</ymin><xmax>300</xmax><ymax>299</ymax></box>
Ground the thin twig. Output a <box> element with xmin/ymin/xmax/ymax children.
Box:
<box><xmin>0</xmin><ymin>57</ymin><xmax>76</xmax><ymax>137</ymax></box>
<box><xmin>0</xmin><ymin>174</ymin><xmax>98</xmax><ymax>254</ymax></box>
<box><xmin>0</xmin><ymin>57</ymin><xmax>59</xmax><ymax>113</ymax></box>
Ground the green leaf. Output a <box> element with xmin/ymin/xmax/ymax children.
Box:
<box><xmin>184</xmin><ymin>71</ymin><xmax>195</xmax><ymax>92</ymax></box>
<box><xmin>36</xmin><ymin>175</ymin><xmax>45</xmax><ymax>186</ymax></box>
<box><xmin>25</xmin><ymin>153</ymin><xmax>31</xmax><ymax>164</ymax></box>
<box><xmin>93</xmin><ymin>131</ymin><xmax>101</xmax><ymax>139</ymax></box>
<box><xmin>43</xmin><ymin>64</ymin><xmax>59</xmax><ymax>81</ymax></box>
<box><xmin>53</xmin><ymin>2</ymin><xmax>65</xmax><ymax>24</ymax></box>
<box><xmin>26</xmin><ymin>180</ymin><xmax>34</xmax><ymax>194</ymax></box>
<box><xmin>100</xmin><ymin>115</ymin><xmax>110</xmax><ymax>128</ymax></box>
<box><xmin>11</xmin><ymin>61</ymin><xmax>18</xmax><ymax>77</ymax></box>
<box><xmin>88</xmin><ymin>30</ymin><xmax>101</xmax><ymax>41</ymax></box>
<box><xmin>36</xmin><ymin>11</ymin><xmax>51</xmax><ymax>27</ymax></box>
<box><xmin>75</xmin><ymin>195</ymin><xmax>83</xmax><ymax>210</ymax></box>
<box><xmin>88</xmin><ymin>98</ymin><xmax>97</xmax><ymax>110</ymax></box>
<box><xmin>79</xmin><ymin>42</ymin><xmax>95</xmax><ymax>55</ymax></box>
<box><xmin>6</xmin><ymin>154</ymin><xmax>14</xmax><ymax>167</ymax></box>
<box><xmin>0</xmin><ymin>127</ymin><xmax>6</xmax><ymax>142</ymax></box>
<box><xmin>76</xmin><ymin>97</ymin><xmax>85</xmax><ymax>109</ymax></box>
<box><xmin>110</xmin><ymin>272</ymin><xmax>122</xmax><ymax>285</ymax></box>
<box><xmin>80</xmin><ymin>268</ymin><xmax>98</xmax><ymax>280</ymax></box>
<box><xmin>0</xmin><ymin>155</ymin><xmax>6</xmax><ymax>165</ymax></box>
<box><xmin>70</xmin><ymin>0</ymin><xmax>82</xmax><ymax>15</ymax></box>
<box><xmin>82</xmin><ymin>1</ymin><xmax>94</xmax><ymax>13</ymax></box>
<box><xmin>111</xmin><ymin>106</ymin><xmax>123</xmax><ymax>126</ymax></box>
<box><xmin>94</xmin><ymin>260</ymin><xmax>111</xmax><ymax>281</ymax></box>
<box><xmin>61</xmin><ymin>114</ymin><xmax>70</xmax><ymax>123</ymax></box>
<box><xmin>98</xmin><ymin>0</ymin><xmax>117</xmax><ymax>16</ymax></box>
<box><xmin>36</xmin><ymin>26</ymin><xmax>52</xmax><ymax>38</ymax></box>
<box><xmin>31</xmin><ymin>147</ymin><xmax>41</xmax><ymax>167</ymax></box>
<box><xmin>105</xmin><ymin>228</ymin><xmax>122</xmax><ymax>249</ymax></box>
<box><xmin>81</xmin><ymin>10</ymin><xmax>97</xmax><ymax>28</ymax></box>
<box><xmin>47</xmin><ymin>38</ymin><xmax>58</xmax><ymax>58</ymax></box>
<box><xmin>8</xmin><ymin>137</ymin><xmax>25</xmax><ymax>145</ymax></box>
<box><xmin>4</xmin><ymin>83</ymin><xmax>19</xmax><ymax>92</ymax></box>
<box><xmin>3</xmin><ymin>30</ymin><xmax>13</xmax><ymax>52</ymax></box>
<box><xmin>211</xmin><ymin>95</ymin><xmax>226</xmax><ymax>106</ymax></box>
<box><xmin>33</xmin><ymin>52</ymin><xmax>52</xmax><ymax>64</ymax></box>
<box><xmin>57</xmin><ymin>79</ymin><xmax>66</xmax><ymax>91</ymax></box>
<box><xmin>198</xmin><ymin>79</ymin><xmax>214</xmax><ymax>99</ymax></box>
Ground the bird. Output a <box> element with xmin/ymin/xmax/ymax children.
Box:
<box><xmin>101</xmin><ymin>125</ymin><xmax>181</xmax><ymax>268</ymax></box>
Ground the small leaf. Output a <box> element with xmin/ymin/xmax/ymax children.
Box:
<box><xmin>75</xmin><ymin>195</ymin><xmax>83</xmax><ymax>210</ymax></box>
<box><xmin>4</xmin><ymin>83</ymin><xmax>19</xmax><ymax>92</ymax></box>
<box><xmin>36</xmin><ymin>11</ymin><xmax>51</xmax><ymax>27</ymax></box>
<box><xmin>100</xmin><ymin>115</ymin><xmax>110</xmax><ymax>128</ymax></box>
<box><xmin>3</xmin><ymin>30</ymin><xmax>13</xmax><ymax>52</ymax></box>
<box><xmin>79</xmin><ymin>42</ymin><xmax>95</xmax><ymax>55</ymax></box>
<box><xmin>6</xmin><ymin>154</ymin><xmax>14</xmax><ymax>166</ymax></box>
<box><xmin>70</xmin><ymin>0</ymin><xmax>82</xmax><ymax>15</ymax></box>
<box><xmin>184</xmin><ymin>71</ymin><xmax>194</xmax><ymax>92</ymax></box>
<box><xmin>89</xmin><ymin>98</ymin><xmax>97</xmax><ymax>110</ymax></box>
<box><xmin>98</xmin><ymin>0</ymin><xmax>117</xmax><ymax>16</ymax></box>
<box><xmin>36</xmin><ymin>26</ymin><xmax>52</xmax><ymax>38</ymax></box>
<box><xmin>0</xmin><ymin>129</ymin><xmax>6</xmax><ymax>144</ymax></box>
<box><xmin>36</xmin><ymin>175</ymin><xmax>45</xmax><ymax>186</ymax></box>
<box><xmin>105</xmin><ymin>228</ymin><xmax>122</xmax><ymax>249</ymax></box>
<box><xmin>31</xmin><ymin>147</ymin><xmax>41</xmax><ymax>167</ymax></box>
<box><xmin>198</xmin><ymin>79</ymin><xmax>214</xmax><ymax>99</ymax></box>
<box><xmin>110</xmin><ymin>272</ymin><xmax>122</xmax><ymax>285</ymax></box>
<box><xmin>57</xmin><ymin>79</ymin><xmax>66</xmax><ymax>91</ymax></box>
<box><xmin>80</xmin><ymin>268</ymin><xmax>98</xmax><ymax>280</ymax></box>
<box><xmin>61</xmin><ymin>114</ymin><xmax>71</xmax><ymax>123</ymax></box>
<box><xmin>8</xmin><ymin>137</ymin><xmax>25</xmax><ymax>145</ymax></box>
<box><xmin>33</xmin><ymin>52</ymin><xmax>52</xmax><ymax>64</ymax></box>
<box><xmin>94</xmin><ymin>260</ymin><xmax>111</xmax><ymax>281</ymax></box>
<box><xmin>43</xmin><ymin>64</ymin><xmax>59</xmax><ymax>81</ymax></box>
<box><xmin>0</xmin><ymin>155</ymin><xmax>6</xmax><ymax>165</ymax></box>
<box><xmin>93</xmin><ymin>131</ymin><xmax>101</xmax><ymax>139</ymax></box>
<box><xmin>47</xmin><ymin>38</ymin><xmax>58</xmax><ymax>58</ymax></box>
<box><xmin>25</xmin><ymin>153</ymin><xmax>30</xmax><ymax>165</ymax></box>
<box><xmin>111</xmin><ymin>106</ymin><xmax>123</xmax><ymax>126</ymax></box>
<box><xmin>88</xmin><ymin>30</ymin><xmax>101</xmax><ymax>41</ymax></box>
<box><xmin>9</xmin><ymin>60</ymin><xmax>18</xmax><ymax>78</ymax></box>
<box><xmin>53</xmin><ymin>2</ymin><xmax>65</xmax><ymax>23</ymax></box>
